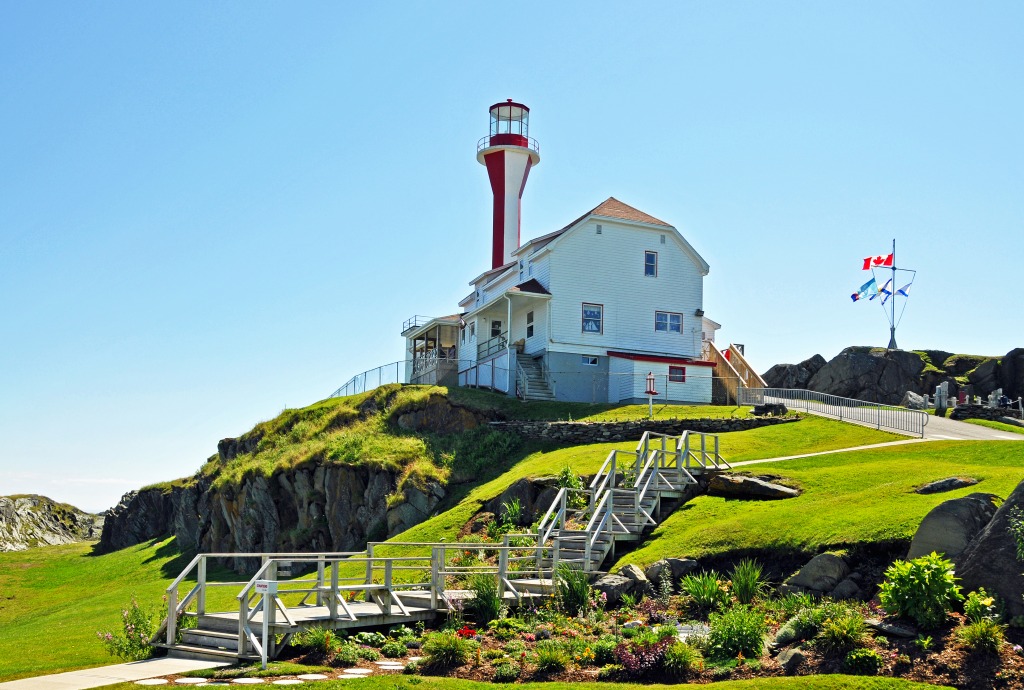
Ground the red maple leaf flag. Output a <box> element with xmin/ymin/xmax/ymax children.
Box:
<box><xmin>862</xmin><ymin>253</ymin><xmax>894</xmax><ymax>270</ymax></box>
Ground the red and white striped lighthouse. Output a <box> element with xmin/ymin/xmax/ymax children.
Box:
<box><xmin>477</xmin><ymin>100</ymin><xmax>541</xmax><ymax>269</ymax></box>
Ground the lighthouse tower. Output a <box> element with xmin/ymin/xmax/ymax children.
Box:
<box><xmin>477</xmin><ymin>100</ymin><xmax>541</xmax><ymax>269</ymax></box>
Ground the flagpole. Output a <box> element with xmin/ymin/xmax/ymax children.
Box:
<box><xmin>887</xmin><ymin>238</ymin><xmax>898</xmax><ymax>350</ymax></box>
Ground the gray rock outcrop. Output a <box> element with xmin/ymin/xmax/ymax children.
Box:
<box><xmin>0</xmin><ymin>495</ymin><xmax>103</xmax><ymax>552</ymax></box>
<box><xmin>1000</xmin><ymin>348</ymin><xmax>1024</xmax><ymax>400</ymax></box>
<box><xmin>708</xmin><ymin>474</ymin><xmax>800</xmax><ymax>500</ymax></box>
<box><xmin>956</xmin><ymin>479</ymin><xmax>1024</xmax><ymax>619</ymax></box>
<box><xmin>807</xmin><ymin>347</ymin><xmax>925</xmax><ymax>405</ymax></box>
<box><xmin>914</xmin><ymin>477</ymin><xmax>979</xmax><ymax>495</ymax></box>
<box><xmin>763</xmin><ymin>354</ymin><xmax>827</xmax><ymax>390</ymax></box>
<box><xmin>906</xmin><ymin>493</ymin><xmax>999</xmax><ymax>560</ymax></box>
<box><xmin>783</xmin><ymin>553</ymin><xmax>849</xmax><ymax>594</ymax></box>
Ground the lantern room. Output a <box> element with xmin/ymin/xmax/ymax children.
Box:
<box><xmin>489</xmin><ymin>99</ymin><xmax>530</xmax><ymax>147</ymax></box>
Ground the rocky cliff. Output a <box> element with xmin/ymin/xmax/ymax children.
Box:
<box><xmin>98</xmin><ymin>386</ymin><xmax>494</xmax><ymax>564</ymax></box>
<box><xmin>0</xmin><ymin>495</ymin><xmax>104</xmax><ymax>552</ymax></box>
<box><xmin>764</xmin><ymin>346</ymin><xmax>1020</xmax><ymax>405</ymax></box>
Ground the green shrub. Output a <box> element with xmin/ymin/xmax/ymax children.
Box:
<box><xmin>878</xmin><ymin>552</ymin><xmax>963</xmax><ymax>629</ymax></box>
<box><xmin>334</xmin><ymin>643</ymin><xmax>361</xmax><ymax>666</ymax></box>
<box><xmin>403</xmin><ymin>660</ymin><xmax>420</xmax><ymax>674</ymax></box>
<box><xmin>707</xmin><ymin>605</ymin><xmax>767</xmax><ymax>659</ymax></box>
<box><xmin>957</xmin><ymin>618</ymin><xmax>1006</xmax><ymax>654</ymax></box>
<box><xmin>352</xmin><ymin>631</ymin><xmax>388</xmax><ymax>648</ymax></box>
<box><xmin>293</xmin><ymin>625</ymin><xmax>338</xmax><ymax>656</ymax></box>
<box><xmin>663</xmin><ymin>641</ymin><xmax>703</xmax><ymax>678</ymax></box>
<box><xmin>357</xmin><ymin>646</ymin><xmax>381</xmax><ymax>661</ymax></box>
<box><xmin>503</xmin><ymin>639</ymin><xmax>526</xmax><ymax>655</ymax></box>
<box><xmin>555</xmin><ymin>563</ymin><xmax>592</xmax><ymax>617</ymax></box>
<box><xmin>680</xmin><ymin>571</ymin><xmax>729</xmax><ymax>616</ymax></box>
<box><xmin>422</xmin><ymin>631</ymin><xmax>471</xmax><ymax>668</ymax></box>
<box><xmin>557</xmin><ymin>465</ymin><xmax>589</xmax><ymax>509</ymax></box>
<box><xmin>964</xmin><ymin>588</ymin><xmax>1001</xmax><ymax>623</ymax></box>
<box><xmin>489</xmin><ymin>616</ymin><xmax>529</xmax><ymax>641</ymax></box>
<box><xmin>815</xmin><ymin>612</ymin><xmax>866</xmax><ymax>655</ymax></box>
<box><xmin>730</xmin><ymin>559</ymin><xmax>765</xmax><ymax>605</ymax></box>
<box><xmin>913</xmin><ymin>635</ymin><xmax>933</xmax><ymax>653</ymax></box>
<box><xmin>535</xmin><ymin>640</ymin><xmax>570</xmax><ymax>671</ymax></box>
<box><xmin>381</xmin><ymin>640</ymin><xmax>407</xmax><ymax>658</ymax></box>
<box><xmin>597</xmin><ymin>663</ymin><xmax>624</xmax><ymax>680</ymax></box>
<box><xmin>491</xmin><ymin>661</ymin><xmax>520</xmax><ymax>682</ymax></box>
<box><xmin>389</xmin><ymin>625</ymin><xmax>418</xmax><ymax>642</ymax></box>
<box><xmin>467</xmin><ymin>573</ymin><xmax>504</xmax><ymax>626</ymax></box>
<box><xmin>96</xmin><ymin>596</ymin><xmax>157</xmax><ymax>661</ymax></box>
<box><xmin>593</xmin><ymin>635</ymin><xmax>620</xmax><ymax>666</ymax></box>
<box><xmin>843</xmin><ymin>648</ymin><xmax>883</xmax><ymax>675</ymax></box>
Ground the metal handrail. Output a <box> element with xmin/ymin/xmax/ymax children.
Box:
<box><xmin>739</xmin><ymin>387</ymin><xmax>929</xmax><ymax>438</ymax></box>
<box><xmin>477</xmin><ymin>135</ymin><xmax>540</xmax><ymax>154</ymax></box>
<box><xmin>477</xmin><ymin>331</ymin><xmax>508</xmax><ymax>360</ymax></box>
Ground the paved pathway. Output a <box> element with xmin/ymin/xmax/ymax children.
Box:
<box><xmin>918</xmin><ymin>413</ymin><xmax>1024</xmax><ymax>441</ymax></box>
<box><xmin>0</xmin><ymin>658</ymin><xmax>229</xmax><ymax>690</ymax></box>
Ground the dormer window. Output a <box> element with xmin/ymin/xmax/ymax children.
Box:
<box><xmin>645</xmin><ymin>251</ymin><xmax>658</xmax><ymax>277</ymax></box>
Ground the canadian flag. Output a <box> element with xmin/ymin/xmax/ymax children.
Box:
<box><xmin>862</xmin><ymin>254</ymin><xmax>894</xmax><ymax>270</ymax></box>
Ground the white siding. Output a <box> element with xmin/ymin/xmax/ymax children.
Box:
<box><xmin>609</xmin><ymin>356</ymin><xmax>634</xmax><ymax>403</ymax></box>
<box><xmin>529</xmin><ymin>255</ymin><xmax>551</xmax><ymax>290</ymax></box>
<box><xmin>510</xmin><ymin>301</ymin><xmax>548</xmax><ymax>356</ymax></box>
<box><xmin>547</xmin><ymin>220</ymin><xmax>704</xmax><ymax>359</ymax></box>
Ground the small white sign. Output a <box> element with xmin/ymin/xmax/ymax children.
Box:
<box><xmin>255</xmin><ymin>580</ymin><xmax>278</xmax><ymax>595</ymax></box>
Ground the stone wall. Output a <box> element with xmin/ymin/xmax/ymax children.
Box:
<box><xmin>950</xmin><ymin>404</ymin><xmax>1024</xmax><ymax>422</ymax></box>
<box><xmin>488</xmin><ymin>416</ymin><xmax>797</xmax><ymax>443</ymax></box>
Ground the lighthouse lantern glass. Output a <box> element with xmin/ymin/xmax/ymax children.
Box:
<box><xmin>489</xmin><ymin>104</ymin><xmax>529</xmax><ymax>137</ymax></box>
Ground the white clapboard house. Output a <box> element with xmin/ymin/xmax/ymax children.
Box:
<box><xmin>401</xmin><ymin>101</ymin><xmax>720</xmax><ymax>403</ymax></box>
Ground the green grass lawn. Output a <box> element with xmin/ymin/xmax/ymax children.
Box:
<box><xmin>964</xmin><ymin>418</ymin><xmax>1024</xmax><ymax>435</ymax></box>
<box><xmin>370</xmin><ymin>416</ymin><xmax>902</xmax><ymax>559</ymax></box>
<box><xmin>615</xmin><ymin>440</ymin><xmax>1024</xmax><ymax>570</ymax></box>
<box><xmin>93</xmin><ymin>675</ymin><xmax>949</xmax><ymax>690</ymax></box>
<box><xmin>0</xmin><ymin>539</ymin><xmax>192</xmax><ymax>681</ymax></box>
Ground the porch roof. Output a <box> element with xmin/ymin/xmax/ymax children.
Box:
<box><xmin>403</xmin><ymin>314</ymin><xmax>462</xmax><ymax>340</ymax></box>
<box><xmin>460</xmin><ymin>280</ymin><xmax>552</xmax><ymax>321</ymax></box>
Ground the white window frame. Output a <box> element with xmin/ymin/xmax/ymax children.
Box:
<box><xmin>669</xmin><ymin>365</ymin><xmax>686</xmax><ymax>383</ymax></box>
<box><xmin>582</xmin><ymin>303</ymin><xmax>603</xmax><ymax>334</ymax></box>
<box><xmin>581</xmin><ymin>355</ymin><xmax>598</xmax><ymax>366</ymax></box>
<box><xmin>526</xmin><ymin>311</ymin><xmax>534</xmax><ymax>338</ymax></box>
<box><xmin>645</xmin><ymin>250</ymin><xmax>658</xmax><ymax>277</ymax></box>
<box><xmin>655</xmin><ymin>310</ymin><xmax>683</xmax><ymax>334</ymax></box>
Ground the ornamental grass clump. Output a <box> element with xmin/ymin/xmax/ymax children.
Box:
<box><xmin>878</xmin><ymin>552</ymin><xmax>963</xmax><ymax>629</ymax></box>
<box><xmin>422</xmin><ymin>631</ymin><xmax>472</xmax><ymax>669</ymax></box>
<box><xmin>730</xmin><ymin>558</ymin><xmax>765</xmax><ymax>605</ymax></box>
<box><xmin>535</xmin><ymin>640</ymin><xmax>571</xmax><ymax>672</ymax></box>
<box><xmin>662</xmin><ymin>641</ymin><xmax>704</xmax><ymax>679</ymax></box>
<box><xmin>555</xmin><ymin>563</ymin><xmax>593</xmax><ymax>617</ymax></box>
<box><xmin>707</xmin><ymin>605</ymin><xmax>768</xmax><ymax>660</ymax></box>
<box><xmin>466</xmin><ymin>573</ymin><xmax>503</xmax><ymax>626</ymax></box>
<box><xmin>680</xmin><ymin>570</ymin><xmax>729</xmax><ymax>616</ymax></box>
<box><xmin>958</xmin><ymin>618</ymin><xmax>1007</xmax><ymax>655</ymax></box>
<box><xmin>815</xmin><ymin>611</ymin><xmax>867</xmax><ymax>655</ymax></box>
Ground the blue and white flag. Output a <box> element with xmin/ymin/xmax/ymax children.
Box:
<box><xmin>896</xmin><ymin>282</ymin><xmax>912</xmax><ymax>297</ymax></box>
<box><xmin>851</xmin><ymin>278</ymin><xmax>878</xmax><ymax>302</ymax></box>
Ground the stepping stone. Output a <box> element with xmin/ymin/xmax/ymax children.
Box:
<box><xmin>295</xmin><ymin>675</ymin><xmax>329</xmax><ymax>681</ymax></box>
<box><xmin>341</xmin><ymin>669</ymin><xmax>371</xmax><ymax>674</ymax></box>
<box><xmin>377</xmin><ymin>665</ymin><xmax>405</xmax><ymax>672</ymax></box>
<box><xmin>272</xmin><ymin>681</ymin><xmax>304</xmax><ymax>685</ymax></box>
<box><xmin>198</xmin><ymin>685</ymin><xmax>230</xmax><ymax>688</ymax></box>
<box><xmin>136</xmin><ymin>681</ymin><xmax>169</xmax><ymax>686</ymax></box>
<box><xmin>232</xmin><ymin>679</ymin><xmax>265</xmax><ymax>685</ymax></box>
<box><xmin>176</xmin><ymin>679</ymin><xmax>208</xmax><ymax>685</ymax></box>
<box><xmin>407</xmin><ymin>656</ymin><xmax>422</xmax><ymax>662</ymax></box>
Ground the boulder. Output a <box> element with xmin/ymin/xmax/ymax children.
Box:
<box><xmin>915</xmin><ymin>477</ymin><xmax>979</xmax><ymax>495</ymax></box>
<box><xmin>866</xmin><ymin>618</ymin><xmax>916</xmax><ymax>638</ymax></box>
<box><xmin>618</xmin><ymin>563</ymin><xmax>651</xmax><ymax>595</ymax></box>
<box><xmin>900</xmin><ymin>391</ymin><xmax>927</xmax><ymax>410</ymax></box>
<box><xmin>784</xmin><ymin>553</ymin><xmax>849</xmax><ymax>593</ymax></box>
<box><xmin>484</xmin><ymin>476</ymin><xmax>560</xmax><ymax>526</ymax></box>
<box><xmin>968</xmin><ymin>358</ymin><xmax>1001</xmax><ymax>397</ymax></box>
<box><xmin>906</xmin><ymin>493</ymin><xmax>999</xmax><ymax>559</ymax></box>
<box><xmin>393</xmin><ymin>394</ymin><xmax>485</xmax><ymax>434</ymax></box>
<box><xmin>1000</xmin><ymin>348</ymin><xmax>1024</xmax><ymax>400</ymax></box>
<box><xmin>592</xmin><ymin>574</ymin><xmax>633</xmax><ymax>607</ymax></box>
<box><xmin>831</xmin><ymin>578</ymin><xmax>861</xmax><ymax>601</ymax></box>
<box><xmin>645</xmin><ymin>557</ymin><xmax>700</xmax><ymax>585</ymax></box>
<box><xmin>763</xmin><ymin>354</ymin><xmax>827</xmax><ymax>390</ymax></box>
<box><xmin>708</xmin><ymin>474</ymin><xmax>800</xmax><ymax>500</ymax></box>
<box><xmin>956</xmin><ymin>479</ymin><xmax>1024</xmax><ymax>619</ymax></box>
<box><xmin>776</xmin><ymin>646</ymin><xmax>806</xmax><ymax>674</ymax></box>
<box><xmin>807</xmin><ymin>347</ymin><xmax>926</xmax><ymax>405</ymax></box>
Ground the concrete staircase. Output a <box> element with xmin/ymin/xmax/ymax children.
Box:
<box><xmin>517</xmin><ymin>358</ymin><xmax>556</xmax><ymax>401</ymax></box>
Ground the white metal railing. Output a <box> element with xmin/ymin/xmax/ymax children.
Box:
<box><xmin>515</xmin><ymin>362</ymin><xmax>528</xmax><ymax>400</ymax></box>
<box><xmin>740</xmin><ymin>387</ymin><xmax>929</xmax><ymax>438</ymax></box>
<box><xmin>477</xmin><ymin>331</ymin><xmax>508</xmax><ymax>360</ymax></box>
<box><xmin>477</xmin><ymin>134</ymin><xmax>540</xmax><ymax>155</ymax></box>
<box><xmin>330</xmin><ymin>361</ymin><xmax>407</xmax><ymax>398</ymax></box>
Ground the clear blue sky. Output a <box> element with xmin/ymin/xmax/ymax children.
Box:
<box><xmin>2</xmin><ymin>2</ymin><xmax>1021</xmax><ymax>512</ymax></box>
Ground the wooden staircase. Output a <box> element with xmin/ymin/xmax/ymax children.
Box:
<box><xmin>533</xmin><ymin>430</ymin><xmax>730</xmax><ymax>578</ymax></box>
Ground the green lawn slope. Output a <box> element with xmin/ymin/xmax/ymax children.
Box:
<box><xmin>615</xmin><ymin>440</ymin><xmax>1023</xmax><ymax>570</ymax></box>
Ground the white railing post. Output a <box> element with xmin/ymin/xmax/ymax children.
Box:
<box><xmin>329</xmin><ymin>561</ymin><xmax>338</xmax><ymax>620</ymax></box>
<box><xmin>498</xmin><ymin>544</ymin><xmax>508</xmax><ymax>597</ymax></box>
<box><xmin>365</xmin><ymin>543</ymin><xmax>375</xmax><ymax>600</ymax></box>
<box><xmin>382</xmin><ymin>560</ymin><xmax>393</xmax><ymax>616</ymax></box>
<box><xmin>430</xmin><ymin>548</ymin><xmax>441</xmax><ymax>610</ymax></box>
<box><xmin>166</xmin><ymin>586</ymin><xmax>177</xmax><ymax>646</ymax></box>
<box><xmin>316</xmin><ymin>556</ymin><xmax>325</xmax><ymax>606</ymax></box>
<box><xmin>197</xmin><ymin>556</ymin><xmax>207</xmax><ymax>615</ymax></box>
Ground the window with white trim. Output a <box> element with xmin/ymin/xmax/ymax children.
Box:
<box><xmin>581</xmin><ymin>356</ymin><xmax>598</xmax><ymax>366</ymax></box>
<box><xmin>645</xmin><ymin>251</ymin><xmax>658</xmax><ymax>277</ymax></box>
<box><xmin>655</xmin><ymin>311</ymin><xmax>683</xmax><ymax>334</ymax></box>
<box><xmin>526</xmin><ymin>311</ymin><xmax>534</xmax><ymax>338</ymax></box>
<box><xmin>582</xmin><ymin>303</ymin><xmax>603</xmax><ymax>334</ymax></box>
<box><xmin>669</xmin><ymin>366</ymin><xmax>686</xmax><ymax>383</ymax></box>
<box><xmin>469</xmin><ymin>322</ymin><xmax>475</xmax><ymax>338</ymax></box>
<box><xmin>491</xmin><ymin>320</ymin><xmax>502</xmax><ymax>338</ymax></box>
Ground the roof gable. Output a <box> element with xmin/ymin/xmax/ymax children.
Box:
<box><xmin>590</xmin><ymin>197</ymin><xmax>672</xmax><ymax>227</ymax></box>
